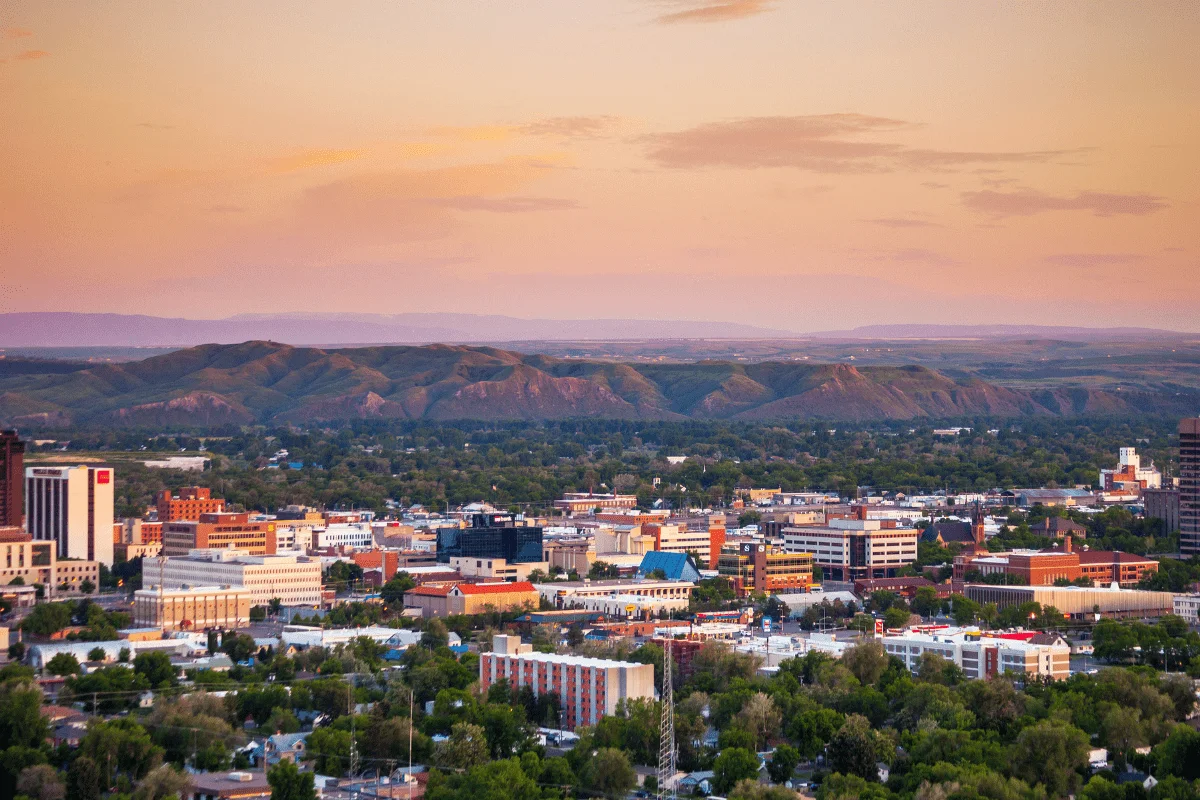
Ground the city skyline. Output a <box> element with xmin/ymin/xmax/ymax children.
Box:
<box><xmin>3</xmin><ymin>2</ymin><xmax>1198</xmax><ymax>331</ymax></box>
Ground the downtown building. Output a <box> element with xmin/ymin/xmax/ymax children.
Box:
<box><xmin>881</xmin><ymin>627</ymin><xmax>1070</xmax><ymax>681</ymax></box>
<box><xmin>0</xmin><ymin>430</ymin><xmax>25</xmax><ymax>528</ymax></box>
<box><xmin>162</xmin><ymin>512</ymin><xmax>277</xmax><ymax>557</ymax></box>
<box><xmin>25</xmin><ymin>465</ymin><xmax>114</xmax><ymax>565</ymax></box>
<box><xmin>479</xmin><ymin>634</ymin><xmax>655</xmax><ymax>729</ymax></box>
<box><xmin>144</xmin><ymin>548</ymin><xmax>322</xmax><ymax>606</ymax></box>
<box><xmin>1181</xmin><ymin>418</ymin><xmax>1200</xmax><ymax>556</ymax></box>
<box><xmin>436</xmin><ymin>513</ymin><xmax>543</xmax><ymax>564</ymax></box>
<box><xmin>782</xmin><ymin>515</ymin><xmax>918</xmax><ymax>581</ymax></box>
<box><xmin>156</xmin><ymin>486</ymin><xmax>225</xmax><ymax>521</ymax></box>
<box><xmin>717</xmin><ymin>541</ymin><xmax>813</xmax><ymax>596</ymax></box>
<box><xmin>0</xmin><ymin>526</ymin><xmax>99</xmax><ymax>596</ymax></box>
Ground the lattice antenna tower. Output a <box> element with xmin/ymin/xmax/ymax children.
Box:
<box><xmin>657</xmin><ymin>639</ymin><xmax>676</xmax><ymax>800</ymax></box>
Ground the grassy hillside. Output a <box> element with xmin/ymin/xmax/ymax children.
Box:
<box><xmin>1</xmin><ymin>341</ymin><xmax>1196</xmax><ymax>427</ymax></box>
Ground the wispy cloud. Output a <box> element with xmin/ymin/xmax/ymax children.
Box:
<box><xmin>644</xmin><ymin>114</ymin><xmax>1079</xmax><ymax>173</ymax></box>
<box><xmin>1045</xmin><ymin>253</ymin><xmax>1143</xmax><ymax>268</ymax></box>
<box><xmin>425</xmin><ymin>196</ymin><xmax>579</xmax><ymax>213</ymax></box>
<box><xmin>884</xmin><ymin>248</ymin><xmax>960</xmax><ymax>266</ymax></box>
<box><xmin>4</xmin><ymin>27</ymin><xmax>34</xmax><ymax>39</ymax></box>
<box><xmin>862</xmin><ymin>218</ymin><xmax>940</xmax><ymax>228</ymax></box>
<box><xmin>963</xmin><ymin>189</ymin><xmax>1168</xmax><ymax>217</ymax></box>
<box><xmin>519</xmin><ymin>116</ymin><xmax>620</xmax><ymax>139</ymax></box>
<box><xmin>266</xmin><ymin>148</ymin><xmax>363</xmax><ymax>174</ymax></box>
<box><xmin>655</xmin><ymin>0</ymin><xmax>776</xmax><ymax>25</ymax></box>
<box><xmin>14</xmin><ymin>50</ymin><xmax>49</xmax><ymax>60</ymax></box>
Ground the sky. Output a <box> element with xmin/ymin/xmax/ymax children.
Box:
<box><xmin>2</xmin><ymin>1</ymin><xmax>1199</xmax><ymax>332</ymax></box>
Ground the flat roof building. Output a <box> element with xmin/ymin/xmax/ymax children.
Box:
<box><xmin>882</xmin><ymin>626</ymin><xmax>1070</xmax><ymax>681</ymax></box>
<box><xmin>436</xmin><ymin>513</ymin><xmax>542</xmax><ymax>565</ymax></box>
<box><xmin>1181</xmin><ymin>418</ymin><xmax>1200</xmax><ymax>556</ymax></box>
<box><xmin>157</xmin><ymin>487</ymin><xmax>225</xmax><ymax>522</ymax></box>
<box><xmin>963</xmin><ymin>584</ymin><xmax>1175</xmax><ymax>619</ymax></box>
<box><xmin>480</xmin><ymin>634</ymin><xmax>654</xmax><ymax>729</ymax></box>
<box><xmin>162</xmin><ymin>513</ymin><xmax>277</xmax><ymax>558</ymax></box>
<box><xmin>717</xmin><ymin>541</ymin><xmax>813</xmax><ymax>597</ymax></box>
<box><xmin>25</xmin><ymin>465</ymin><xmax>114</xmax><ymax>565</ymax></box>
<box><xmin>782</xmin><ymin>516</ymin><xmax>917</xmax><ymax>582</ymax></box>
<box><xmin>144</xmin><ymin>549</ymin><xmax>322</xmax><ymax>607</ymax></box>
<box><xmin>403</xmin><ymin>581</ymin><xmax>539</xmax><ymax>619</ymax></box>
<box><xmin>133</xmin><ymin>586</ymin><xmax>251</xmax><ymax>631</ymax></box>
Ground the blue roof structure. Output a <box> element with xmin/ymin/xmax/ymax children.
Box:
<box><xmin>638</xmin><ymin>551</ymin><xmax>701</xmax><ymax>582</ymax></box>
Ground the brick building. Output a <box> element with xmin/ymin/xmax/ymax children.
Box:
<box><xmin>479</xmin><ymin>634</ymin><xmax>655</xmax><ymax>729</ymax></box>
<box><xmin>162</xmin><ymin>512</ymin><xmax>277</xmax><ymax>557</ymax></box>
<box><xmin>157</xmin><ymin>487</ymin><xmax>225</xmax><ymax>522</ymax></box>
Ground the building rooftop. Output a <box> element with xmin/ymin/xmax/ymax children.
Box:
<box><xmin>453</xmin><ymin>581</ymin><xmax>536</xmax><ymax>595</ymax></box>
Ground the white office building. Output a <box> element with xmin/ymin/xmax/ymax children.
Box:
<box><xmin>782</xmin><ymin>518</ymin><xmax>917</xmax><ymax>581</ymax></box>
<box><xmin>881</xmin><ymin>627</ymin><xmax>1070</xmax><ymax>680</ymax></box>
<box><xmin>314</xmin><ymin>523</ymin><xmax>373</xmax><ymax>550</ymax></box>
<box><xmin>144</xmin><ymin>549</ymin><xmax>323</xmax><ymax>606</ymax></box>
<box><xmin>25</xmin><ymin>465</ymin><xmax>114</xmax><ymax>565</ymax></box>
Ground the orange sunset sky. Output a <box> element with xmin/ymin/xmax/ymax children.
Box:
<box><xmin>2</xmin><ymin>1</ymin><xmax>1198</xmax><ymax>331</ymax></box>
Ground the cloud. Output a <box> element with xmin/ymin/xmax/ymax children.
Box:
<box><xmin>1045</xmin><ymin>253</ymin><xmax>1144</xmax><ymax>268</ymax></box>
<box><xmin>266</xmin><ymin>148</ymin><xmax>363</xmax><ymax>174</ymax></box>
<box><xmin>644</xmin><ymin>114</ymin><xmax>1078</xmax><ymax>173</ymax></box>
<box><xmin>4</xmin><ymin>27</ymin><xmax>34</xmax><ymax>39</ymax></box>
<box><xmin>884</xmin><ymin>248</ymin><xmax>960</xmax><ymax>266</ymax></box>
<box><xmin>14</xmin><ymin>50</ymin><xmax>49</xmax><ymax>60</ymax></box>
<box><xmin>425</xmin><ymin>196</ymin><xmax>580</xmax><ymax>213</ymax></box>
<box><xmin>922</xmin><ymin>182</ymin><xmax>950</xmax><ymax>189</ymax></box>
<box><xmin>519</xmin><ymin>116</ymin><xmax>620</xmax><ymax>139</ymax></box>
<box><xmin>862</xmin><ymin>218</ymin><xmax>940</xmax><ymax>228</ymax></box>
<box><xmin>655</xmin><ymin>0</ymin><xmax>776</xmax><ymax>24</ymax></box>
<box><xmin>962</xmin><ymin>189</ymin><xmax>1168</xmax><ymax>217</ymax></box>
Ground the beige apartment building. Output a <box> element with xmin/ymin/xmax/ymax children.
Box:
<box><xmin>882</xmin><ymin>628</ymin><xmax>1071</xmax><ymax>681</ymax></box>
<box><xmin>134</xmin><ymin>586</ymin><xmax>251</xmax><ymax>630</ymax></box>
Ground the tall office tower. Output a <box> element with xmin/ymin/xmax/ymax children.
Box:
<box><xmin>25</xmin><ymin>465</ymin><xmax>115</xmax><ymax>565</ymax></box>
<box><xmin>1181</xmin><ymin>418</ymin><xmax>1200</xmax><ymax>556</ymax></box>
<box><xmin>0</xmin><ymin>430</ymin><xmax>25</xmax><ymax>528</ymax></box>
<box><xmin>436</xmin><ymin>513</ymin><xmax>543</xmax><ymax>564</ymax></box>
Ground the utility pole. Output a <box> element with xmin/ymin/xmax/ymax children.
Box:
<box><xmin>349</xmin><ymin>683</ymin><xmax>359</xmax><ymax>778</ymax></box>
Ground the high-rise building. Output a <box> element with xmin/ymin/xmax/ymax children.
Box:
<box><xmin>143</xmin><ymin>549</ymin><xmax>322</xmax><ymax>606</ymax></box>
<box><xmin>782</xmin><ymin>516</ymin><xmax>918</xmax><ymax>582</ymax></box>
<box><xmin>1181</xmin><ymin>418</ymin><xmax>1200</xmax><ymax>556</ymax></box>
<box><xmin>718</xmin><ymin>541</ymin><xmax>813</xmax><ymax>596</ymax></box>
<box><xmin>156</xmin><ymin>486</ymin><xmax>225</xmax><ymax>521</ymax></box>
<box><xmin>0</xmin><ymin>430</ymin><xmax>25</xmax><ymax>529</ymax></box>
<box><xmin>436</xmin><ymin>513</ymin><xmax>542</xmax><ymax>564</ymax></box>
<box><xmin>24</xmin><ymin>465</ymin><xmax>115</xmax><ymax>565</ymax></box>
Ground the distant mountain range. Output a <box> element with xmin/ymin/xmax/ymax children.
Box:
<box><xmin>0</xmin><ymin>312</ymin><xmax>1190</xmax><ymax>348</ymax></box>
<box><xmin>0</xmin><ymin>312</ymin><xmax>794</xmax><ymax>347</ymax></box>
<box><xmin>811</xmin><ymin>324</ymin><xmax>1192</xmax><ymax>342</ymax></box>
<box><xmin>2</xmin><ymin>341</ymin><xmax>1195</xmax><ymax>428</ymax></box>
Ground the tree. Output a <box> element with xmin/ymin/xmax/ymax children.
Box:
<box><xmin>20</xmin><ymin>603</ymin><xmax>73</xmax><ymax>637</ymax></box>
<box><xmin>268</xmin><ymin>759</ymin><xmax>317</xmax><ymax>800</ymax></box>
<box><xmin>1156</xmin><ymin>724</ymin><xmax>1200</xmax><ymax>781</ymax></box>
<box><xmin>132</xmin><ymin>765</ymin><xmax>191</xmax><ymax>800</ymax></box>
<box><xmin>738</xmin><ymin>692</ymin><xmax>782</xmax><ymax>751</ymax></box>
<box><xmin>45</xmin><ymin>653</ymin><xmax>81</xmax><ymax>677</ymax></box>
<box><xmin>16</xmin><ymin>764</ymin><xmax>65</xmax><ymax>800</ymax></box>
<box><xmin>79</xmin><ymin>579</ymin><xmax>95</xmax><ymax>594</ymax></box>
<box><xmin>118</xmin><ymin>647</ymin><xmax>131</xmax><ymax>663</ymax></box>
<box><xmin>827</xmin><ymin>715</ymin><xmax>877</xmax><ymax>782</ymax></box>
<box><xmin>884</xmin><ymin>606</ymin><xmax>912</xmax><ymax>630</ymax></box>
<box><xmin>266</xmin><ymin>707</ymin><xmax>301</xmax><ymax>734</ymax></box>
<box><xmin>269</xmin><ymin>597</ymin><xmax>283</xmax><ymax>615</ymax></box>
<box><xmin>8</xmin><ymin>641</ymin><xmax>26</xmax><ymax>661</ymax></box>
<box><xmin>80</xmin><ymin>718</ymin><xmax>162</xmax><ymax>784</ymax></box>
<box><xmin>713</xmin><ymin>747</ymin><xmax>761</xmax><ymax>794</ymax></box>
<box><xmin>305</xmin><ymin>727</ymin><xmax>352</xmax><ymax>775</ymax></box>
<box><xmin>250</xmin><ymin>606</ymin><xmax>267</xmax><ymax>622</ymax></box>
<box><xmin>767</xmin><ymin>743</ymin><xmax>801</xmax><ymax>785</ymax></box>
<box><xmin>911</xmin><ymin>586</ymin><xmax>941</xmax><ymax>619</ymax></box>
<box><xmin>730</xmin><ymin>780</ymin><xmax>801</xmax><ymax>800</ymax></box>
<box><xmin>841</xmin><ymin>641</ymin><xmax>889</xmax><ymax>686</ymax></box>
<box><xmin>380</xmin><ymin>573</ymin><xmax>416</xmax><ymax>604</ymax></box>
<box><xmin>582</xmin><ymin>748</ymin><xmax>637</xmax><ymax>799</ymax></box>
<box><xmin>87</xmin><ymin>647</ymin><xmax>107</xmax><ymax>663</ymax></box>
<box><xmin>459</xmin><ymin>758</ymin><xmax>543</xmax><ymax>800</ymax></box>
<box><xmin>434</xmin><ymin>722</ymin><xmax>489</xmax><ymax>771</ymax></box>
<box><xmin>133</xmin><ymin>651</ymin><xmax>177</xmax><ymax>687</ymax></box>
<box><xmin>1009</xmin><ymin>720</ymin><xmax>1089</xmax><ymax>797</ymax></box>
<box><xmin>222</xmin><ymin>633</ymin><xmax>257</xmax><ymax>664</ymax></box>
<box><xmin>66</xmin><ymin>757</ymin><xmax>101</xmax><ymax>800</ymax></box>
